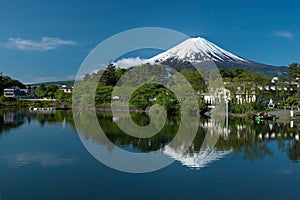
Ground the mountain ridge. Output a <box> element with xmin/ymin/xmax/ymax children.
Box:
<box><xmin>146</xmin><ymin>37</ymin><xmax>287</xmax><ymax>77</ymax></box>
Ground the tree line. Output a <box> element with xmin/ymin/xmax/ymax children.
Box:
<box><xmin>81</xmin><ymin>62</ymin><xmax>207</xmax><ymax>113</ymax></box>
<box><xmin>80</xmin><ymin>61</ymin><xmax>300</xmax><ymax>114</ymax></box>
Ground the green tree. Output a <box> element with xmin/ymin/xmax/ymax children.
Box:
<box><xmin>54</xmin><ymin>90</ymin><xmax>65</xmax><ymax>102</ymax></box>
<box><xmin>116</xmin><ymin>68</ymin><xmax>127</xmax><ymax>83</ymax></box>
<box><xmin>83</xmin><ymin>73</ymin><xmax>91</xmax><ymax>81</ymax></box>
<box><xmin>34</xmin><ymin>84</ymin><xmax>47</xmax><ymax>98</ymax></box>
<box><xmin>54</xmin><ymin>90</ymin><xmax>71</xmax><ymax>105</ymax></box>
<box><xmin>34</xmin><ymin>84</ymin><xmax>58</xmax><ymax>99</ymax></box>
<box><xmin>287</xmin><ymin>63</ymin><xmax>300</xmax><ymax>81</ymax></box>
<box><xmin>95</xmin><ymin>85</ymin><xmax>114</xmax><ymax>105</ymax></box>
<box><xmin>100</xmin><ymin>61</ymin><xmax>117</xmax><ymax>86</ymax></box>
<box><xmin>46</xmin><ymin>84</ymin><xmax>58</xmax><ymax>99</ymax></box>
<box><xmin>181</xmin><ymin>69</ymin><xmax>205</xmax><ymax>92</ymax></box>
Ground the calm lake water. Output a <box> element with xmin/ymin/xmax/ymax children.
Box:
<box><xmin>0</xmin><ymin>109</ymin><xmax>300</xmax><ymax>200</ymax></box>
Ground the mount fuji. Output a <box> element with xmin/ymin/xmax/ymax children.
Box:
<box><xmin>146</xmin><ymin>37</ymin><xmax>286</xmax><ymax>77</ymax></box>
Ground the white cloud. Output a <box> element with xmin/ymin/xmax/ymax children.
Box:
<box><xmin>7</xmin><ymin>36</ymin><xmax>78</xmax><ymax>51</ymax></box>
<box><xmin>114</xmin><ymin>57</ymin><xmax>147</xmax><ymax>69</ymax></box>
<box><xmin>75</xmin><ymin>58</ymin><xmax>147</xmax><ymax>81</ymax></box>
<box><xmin>273</xmin><ymin>31</ymin><xmax>294</xmax><ymax>40</ymax></box>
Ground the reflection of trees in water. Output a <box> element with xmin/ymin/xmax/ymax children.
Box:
<box><xmin>75</xmin><ymin>112</ymin><xmax>300</xmax><ymax>163</ymax></box>
<box><xmin>1</xmin><ymin>109</ymin><xmax>300</xmax><ymax>162</ymax></box>
<box><xmin>215</xmin><ymin>118</ymin><xmax>300</xmax><ymax>162</ymax></box>
<box><xmin>32</xmin><ymin>110</ymin><xmax>74</xmax><ymax>127</ymax></box>
<box><xmin>0</xmin><ymin>110</ymin><xmax>75</xmax><ymax>135</ymax></box>
<box><xmin>287</xmin><ymin>140</ymin><xmax>300</xmax><ymax>162</ymax></box>
<box><xmin>96</xmin><ymin>112</ymin><xmax>180</xmax><ymax>152</ymax></box>
<box><xmin>0</xmin><ymin>109</ymin><xmax>27</xmax><ymax>134</ymax></box>
<box><xmin>215</xmin><ymin>119</ymin><xmax>273</xmax><ymax>161</ymax></box>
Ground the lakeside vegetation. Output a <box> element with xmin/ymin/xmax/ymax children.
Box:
<box><xmin>0</xmin><ymin>75</ymin><xmax>72</xmax><ymax>108</ymax></box>
<box><xmin>76</xmin><ymin>62</ymin><xmax>206</xmax><ymax>113</ymax></box>
<box><xmin>75</xmin><ymin>62</ymin><xmax>300</xmax><ymax>115</ymax></box>
<box><xmin>0</xmin><ymin>73</ymin><xmax>25</xmax><ymax>95</ymax></box>
<box><xmin>2</xmin><ymin>62</ymin><xmax>300</xmax><ymax>115</ymax></box>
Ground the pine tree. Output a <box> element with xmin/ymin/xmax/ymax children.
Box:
<box><xmin>102</xmin><ymin>61</ymin><xmax>117</xmax><ymax>86</ymax></box>
<box><xmin>287</xmin><ymin>63</ymin><xmax>300</xmax><ymax>81</ymax></box>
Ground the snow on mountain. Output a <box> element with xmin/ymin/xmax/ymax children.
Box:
<box><xmin>113</xmin><ymin>36</ymin><xmax>286</xmax><ymax>77</ymax></box>
<box><xmin>148</xmin><ymin>37</ymin><xmax>248</xmax><ymax>64</ymax></box>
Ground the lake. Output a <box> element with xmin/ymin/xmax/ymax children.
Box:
<box><xmin>0</xmin><ymin>109</ymin><xmax>300</xmax><ymax>200</ymax></box>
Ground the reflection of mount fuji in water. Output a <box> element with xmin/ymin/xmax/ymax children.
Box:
<box><xmin>2</xmin><ymin>111</ymin><xmax>300</xmax><ymax>168</ymax></box>
<box><xmin>162</xmin><ymin>119</ymin><xmax>231</xmax><ymax>169</ymax></box>
<box><xmin>76</xmin><ymin>112</ymin><xmax>300</xmax><ymax>169</ymax></box>
<box><xmin>163</xmin><ymin>146</ymin><xmax>230</xmax><ymax>169</ymax></box>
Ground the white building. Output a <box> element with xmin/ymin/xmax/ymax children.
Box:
<box><xmin>112</xmin><ymin>96</ymin><xmax>121</xmax><ymax>101</ymax></box>
<box><xmin>271</xmin><ymin>77</ymin><xmax>278</xmax><ymax>84</ymax></box>
<box><xmin>59</xmin><ymin>85</ymin><xmax>72</xmax><ymax>93</ymax></box>
<box><xmin>235</xmin><ymin>90</ymin><xmax>256</xmax><ymax>104</ymax></box>
<box><xmin>3</xmin><ymin>87</ymin><xmax>32</xmax><ymax>99</ymax></box>
<box><xmin>202</xmin><ymin>87</ymin><xmax>231</xmax><ymax>105</ymax></box>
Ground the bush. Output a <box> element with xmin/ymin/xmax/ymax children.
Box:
<box><xmin>0</xmin><ymin>95</ymin><xmax>17</xmax><ymax>104</ymax></box>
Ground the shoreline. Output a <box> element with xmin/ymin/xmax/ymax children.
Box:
<box><xmin>2</xmin><ymin>104</ymin><xmax>296</xmax><ymax>121</ymax></box>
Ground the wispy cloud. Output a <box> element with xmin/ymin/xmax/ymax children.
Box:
<box><xmin>273</xmin><ymin>31</ymin><xmax>294</xmax><ymax>40</ymax></box>
<box><xmin>7</xmin><ymin>36</ymin><xmax>78</xmax><ymax>51</ymax></box>
<box><xmin>114</xmin><ymin>57</ymin><xmax>147</xmax><ymax>69</ymax></box>
<box><xmin>75</xmin><ymin>58</ymin><xmax>147</xmax><ymax>81</ymax></box>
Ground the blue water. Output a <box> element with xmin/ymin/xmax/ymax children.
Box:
<box><xmin>0</xmin><ymin>110</ymin><xmax>300</xmax><ymax>200</ymax></box>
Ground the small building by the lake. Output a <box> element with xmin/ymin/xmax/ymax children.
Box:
<box><xmin>3</xmin><ymin>87</ymin><xmax>34</xmax><ymax>99</ymax></box>
<box><xmin>59</xmin><ymin>85</ymin><xmax>72</xmax><ymax>93</ymax></box>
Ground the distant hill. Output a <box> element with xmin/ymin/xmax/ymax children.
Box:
<box><xmin>0</xmin><ymin>74</ymin><xmax>26</xmax><ymax>95</ymax></box>
<box><xmin>28</xmin><ymin>80</ymin><xmax>74</xmax><ymax>87</ymax></box>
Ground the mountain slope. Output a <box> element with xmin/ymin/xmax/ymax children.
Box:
<box><xmin>147</xmin><ymin>37</ymin><xmax>287</xmax><ymax>77</ymax></box>
<box><xmin>0</xmin><ymin>74</ymin><xmax>26</xmax><ymax>95</ymax></box>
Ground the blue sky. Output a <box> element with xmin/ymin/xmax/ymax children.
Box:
<box><xmin>0</xmin><ymin>0</ymin><xmax>299</xmax><ymax>83</ymax></box>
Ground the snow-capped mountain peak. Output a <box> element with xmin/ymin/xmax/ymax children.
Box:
<box><xmin>148</xmin><ymin>37</ymin><xmax>247</xmax><ymax>64</ymax></box>
<box><xmin>114</xmin><ymin>36</ymin><xmax>286</xmax><ymax>77</ymax></box>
